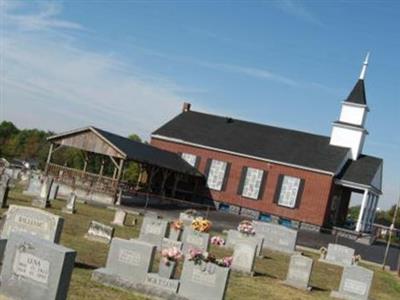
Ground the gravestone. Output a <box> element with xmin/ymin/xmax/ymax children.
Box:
<box><xmin>179</xmin><ymin>260</ymin><xmax>230</xmax><ymax>300</ymax></box>
<box><xmin>283</xmin><ymin>254</ymin><xmax>313</xmax><ymax>290</ymax></box>
<box><xmin>231</xmin><ymin>242</ymin><xmax>257</xmax><ymax>275</ymax></box>
<box><xmin>179</xmin><ymin>212</ymin><xmax>195</xmax><ymax>226</ymax></box>
<box><xmin>1</xmin><ymin>205</ymin><xmax>64</xmax><ymax>243</ymax></box>
<box><xmin>92</xmin><ymin>238</ymin><xmax>156</xmax><ymax>284</ymax></box>
<box><xmin>161</xmin><ymin>237</ymin><xmax>183</xmax><ymax>251</ymax></box>
<box><xmin>138</xmin><ymin>216</ymin><xmax>169</xmax><ymax>248</ymax></box>
<box><xmin>85</xmin><ymin>221</ymin><xmax>114</xmax><ymax>244</ymax></box>
<box><xmin>320</xmin><ymin>243</ymin><xmax>355</xmax><ymax>266</ymax></box>
<box><xmin>49</xmin><ymin>183</ymin><xmax>59</xmax><ymax>200</ymax></box>
<box><xmin>181</xmin><ymin>228</ymin><xmax>210</xmax><ymax>254</ymax></box>
<box><xmin>32</xmin><ymin>176</ymin><xmax>54</xmax><ymax>208</ymax></box>
<box><xmin>252</xmin><ymin>221</ymin><xmax>297</xmax><ymax>253</ymax></box>
<box><xmin>0</xmin><ymin>232</ymin><xmax>76</xmax><ymax>300</ymax></box>
<box><xmin>144</xmin><ymin>273</ymin><xmax>180</xmax><ymax>293</ymax></box>
<box><xmin>226</xmin><ymin>229</ymin><xmax>264</xmax><ymax>256</ymax></box>
<box><xmin>331</xmin><ymin>265</ymin><xmax>373</xmax><ymax>300</ymax></box>
<box><xmin>62</xmin><ymin>193</ymin><xmax>77</xmax><ymax>214</ymax></box>
<box><xmin>0</xmin><ymin>176</ymin><xmax>10</xmax><ymax>208</ymax></box>
<box><xmin>111</xmin><ymin>209</ymin><xmax>127</xmax><ymax>226</ymax></box>
<box><xmin>23</xmin><ymin>174</ymin><xmax>41</xmax><ymax>196</ymax></box>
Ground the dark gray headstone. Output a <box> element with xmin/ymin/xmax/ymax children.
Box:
<box><xmin>93</xmin><ymin>238</ymin><xmax>156</xmax><ymax>283</ymax></box>
<box><xmin>179</xmin><ymin>260</ymin><xmax>230</xmax><ymax>300</ymax></box>
<box><xmin>181</xmin><ymin>228</ymin><xmax>210</xmax><ymax>254</ymax></box>
<box><xmin>0</xmin><ymin>176</ymin><xmax>10</xmax><ymax>208</ymax></box>
<box><xmin>231</xmin><ymin>242</ymin><xmax>257</xmax><ymax>275</ymax></box>
<box><xmin>32</xmin><ymin>176</ymin><xmax>54</xmax><ymax>208</ymax></box>
<box><xmin>1</xmin><ymin>205</ymin><xmax>64</xmax><ymax>243</ymax></box>
<box><xmin>283</xmin><ymin>254</ymin><xmax>313</xmax><ymax>290</ymax></box>
<box><xmin>331</xmin><ymin>265</ymin><xmax>373</xmax><ymax>300</ymax></box>
<box><xmin>0</xmin><ymin>232</ymin><xmax>76</xmax><ymax>300</ymax></box>
<box><xmin>320</xmin><ymin>243</ymin><xmax>355</xmax><ymax>266</ymax></box>
<box><xmin>138</xmin><ymin>216</ymin><xmax>169</xmax><ymax>248</ymax></box>
<box><xmin>226</xmin><ymin>229</ymin><xmax>264</xmax><ymax>256</ymax></box>
<box><xmin>252</xmin><ymin>221</ymin><xmax>298</xmax><ymax>253</ymax></box>
<box><xmin>85</xmin><ymin>221</ymin><xmax>114</xmax><ymax>244</ymax></box>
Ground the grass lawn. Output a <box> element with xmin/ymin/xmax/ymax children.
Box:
<box><xmin>3</xmin><ymin>188</ymin><xmax>400</xmax><ymax>300</ymax></box>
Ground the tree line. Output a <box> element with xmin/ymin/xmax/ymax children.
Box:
<box><xmin>0</xmin><ymin>121</ymin><xmax>141</xmax><ymax>184</ymax></box>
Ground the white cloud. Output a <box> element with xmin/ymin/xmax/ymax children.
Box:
<box><xmin>273</xmin><ymin>0</ymin><xmax>323</xmax><ymax>26</ymax></box>
<box><xmin>0</xmin><ymin>1</ymin><xmax>188</xmax><ymax>139</ymax></box>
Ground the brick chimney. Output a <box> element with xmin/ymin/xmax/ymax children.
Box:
<box><xmin>182</xmin><ymin>102</ymin><xmax>191</xmax><ymax>112</ymax></box>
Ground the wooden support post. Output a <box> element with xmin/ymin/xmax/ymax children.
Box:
<box><xmin>112</xmin><ymin>167</ymin><xmax>117</xmax><ymax>180</ymax></box>
<box><xmin>160</xmin><ymin>169</ymin><xmax>170</xmax><ymax>197</ymax></box>
<box><xmin>172</xmin><ymin>174</ymin><xmax>181</xmax><ymax>198</ymax></box>
<box><xmin>99</xmin><ymin>159</ymin><xmax>105</xmax><ymax>177</ymax></box>
<box><xmin>136</xmin><ymin>164</ymin><xmax>143</xmax><ymax>189</ymax></box>
<box><xmin>44</xmin><ymin>143</ymin><xmax>54</xmax><ymax>175</ymax></box>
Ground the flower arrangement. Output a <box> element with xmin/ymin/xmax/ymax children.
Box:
<box><xmin>188</xmin><ymin>247</ymin><xmax>232</xmax><ymax>268</ymax></box>
<box><xmin>170</xmin><ymin>219</ymin><xmax>183</xmax><ymax>231</ymax></box>
<box><xmin>161</xmin><ymin>247</ymin><xmax>183</xmax><ymax>265</ymax></box>
<box><xmin>237</xmin><ymin>220</ymin><xmax>256</xmax><ymax>235</ymax></box>
<box><xmin>191</xmin><ymin>217</ymin><xmax>212</xmax><ymax>233</ymax></box>
<box><xmin>211</xmin><ymin>236</ymin><xmax>225</xmax><ymax>246</ymax></box>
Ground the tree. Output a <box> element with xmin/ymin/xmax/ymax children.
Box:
<box><xmin>123</xmin><ymin>133</ymin><xmax>142</xmax><ymax>184</ymax></box>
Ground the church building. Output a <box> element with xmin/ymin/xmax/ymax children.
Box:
<box><xmin>151</xmin><ymin>55</ymin><xmax>383</xmax><ymax>233</ymax></box>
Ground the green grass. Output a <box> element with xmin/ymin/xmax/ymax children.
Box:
<box><xmin>4</xmin><ymin>188</ymin><xmax>400</xmax><ymax>300</ymax></box>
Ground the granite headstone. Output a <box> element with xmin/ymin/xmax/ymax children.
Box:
<box><xmin>32</xmin><ymin>176</ymin><xmax>54</xmax><ymax>208</ymax></box>
<box><xmin>111</xmin><ymin>209</ymin><xmax>127</xmax><ymax>226</ymax></box>
<box><xmin>181</xmin><ymin>228</ymin><xmax>210</xmax><ymax>254</ymax></box>
<box><xmin>283</xmin><ymin>254</ymin><xmax>313</xmax><ymax>290</ymax></box>
<box><xmin>138</xmin><ymin>216</ymin><xmax>169</xmax><ymax>248</ymax></box>
<box><xmin>331</xmin><ymin>265</ymin><xmax>373</xmax><ymax>300</ymax></box>
<box><xmin>231</xmin><ymin>242</ymin><xmax>257</xmax><ymax>275</ymax></box>
<box><xmin>62</xmin><ymin>193</ymin><xmax>77</xmax><ymax>214</ymax></box>
<box><xmin>0</xmin><ymin>232</ymin><xmax>76</xmax><ymax>300</ymax></box>
<box><xmin>226</xmin><ymin>229</ymin><xmax>264</xmax><ymax>256</ymax></box>
<box><xmin>321</xmin><ymin>243</ymin><xmax>355</xmax><ymax>266</ymax></box>
<box><xmin>252</xmin><ymin>221</ymin><xmax>298</xmax><ymax>253</ymax></box>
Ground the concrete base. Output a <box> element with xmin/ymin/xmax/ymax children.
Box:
<box><xmin>330</xmin><ymin>290</ymin><xmax>369</xmax><ymax>300</ymax></box>
<box><xmin>318</xmin><ymin>258</ymin><xmax>352</xmax><ymax>268</ymax></box>
<box><xmin>92</xmin><ymin>268</ymin><xmax>185</xmax><ymax>300</ymax></box>
<box><xmin>31</xmin><ymin>198</ymin><xmax>50</xmax><ymax>209</ymax></box>
<box><xmin>84</xmin><ymin>235</ymin><xmax>111</xmax><ymax>244</ymax></box>
<box><xmin>282</xmin><ymin>279</ymin><xmax>312</xmax><ymax>291</ymax></box>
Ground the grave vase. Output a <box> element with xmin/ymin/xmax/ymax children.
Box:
<box><xmin>159</xmin><ymin>260</ymin><xmax>177</xmax><ymax>279</ymax></box>
<box><xmin>169</xmin><ymin>228</ymin><xmax>182</xmax><ymax>241</ymax></box>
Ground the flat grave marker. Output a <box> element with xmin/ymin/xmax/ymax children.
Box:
<box><xmin>283</xmin><ymin>254</ymin><xmax>313</xmax><ymax>290</ymax></box>
<box><xmin>331</xmin><ymin>265</ymin><xmax>373</xmax><ymax>300</ymax></box>
<box><xmin>0</xmin><ymin>232</ymin><xmax>76</xmax><ymax>300</ymax></box>
<box><xmin>252</xmin><ymin>221</ymin><xmax>297</xmax><ymax>254</ymax></box>
<box><xmin>85</xmin><ymin>221</ymin><xmax>114</xmax><ymax>244</ymax></box>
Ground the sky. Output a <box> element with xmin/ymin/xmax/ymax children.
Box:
<box><xmin>0</xmin><ymin>0</ymin><xmax>399</xmax><ymax>209</ymax></box>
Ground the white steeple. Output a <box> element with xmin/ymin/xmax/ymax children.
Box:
<box><xmin>330</xmin><ymin>54</ymin><xmax>370</xmax><ymax>160</ymax></box>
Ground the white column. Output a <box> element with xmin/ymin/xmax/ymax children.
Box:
<box><xmin>356</xmin><ymin>189</ymin><xmax>369</xmax><ymax>232</ymax></box>
<box><xmin>368</xmin><ymin>195</ymin><xmax>379</xmax><ymax>231</ymax></box>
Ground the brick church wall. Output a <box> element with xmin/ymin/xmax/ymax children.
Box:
<box><xmin>151</xmin><ymin>138</ymin><xmax>335</xmax><ymax>227</ymax></box>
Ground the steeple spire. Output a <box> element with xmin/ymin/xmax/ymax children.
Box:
<box><xmin>359</xmin><ymin>52</ymin><xmax>370</xmax><ymax>80</ymax></box>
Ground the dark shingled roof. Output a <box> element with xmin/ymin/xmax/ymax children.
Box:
<box><xmin>49</xmin><ymin>127</ymin><xmax>202</xmax><ymax>177</ymax></box>
<box><xmin>152</xmin><ymin>111</ymin><xmax>350</xmax><ymax>173</ymax></box>
<box><xmin>345</xmin><ymin>79</ymin><xmax>367</xmax><ymax>105</ymax></box>
<box><xmin>337</xmin><ymin>155</ymin><xmax>383</xmax><ymax>192</ymax></box>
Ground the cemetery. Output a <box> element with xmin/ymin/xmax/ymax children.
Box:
<box><xmin>0</xmin><ymin>182</ymin><xmax>396</xmax><ymax>300</ymax></box>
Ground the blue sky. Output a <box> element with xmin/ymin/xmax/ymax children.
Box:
<box><xmin>1</xmin><ymin>1</ymin><xmax>399</xmax><ymax>208</ymax></box>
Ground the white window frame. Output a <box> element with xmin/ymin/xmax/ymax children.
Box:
<box><xmin>278</xmin><ymin>175</ymin><xmax>301</xmax><ymax>208</ymax></box>
<box><xmin>242</xmin><ymin>167</ymin><xmax>264</xmax><ymax>200</ymax></box>
<box><xmin>206</xmin><ymin>159</ymin><xmax>227</xmax><ymax>191</ymax></box>
<box><xmin>181</xmin><ymin>153</ymin><xmax>197</xmax><ymax>167</ymax></box>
